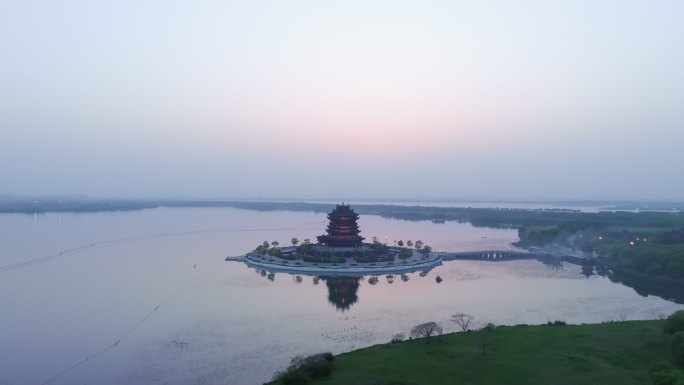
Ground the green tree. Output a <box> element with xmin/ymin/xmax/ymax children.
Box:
<box><xmin>665</xmin><ymin>311</ymin><xmax>684</xmax><ymax>335</ymax></box>
<box><xmin>650</xmin><ymin>359</ymin><xmax>684</xmax><ymax>385</ymax></box>
<box><xmin>480</xmin><ymin>323</ymin><xmax>495</xmax><ymax>356</ymax></box>
<box><xmin>671</xmin><ymin>331</ymin><xmax>684</xmax><ymax>364</ymax></box>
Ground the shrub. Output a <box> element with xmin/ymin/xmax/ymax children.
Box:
<box><xmin>272</xmin><ymin>368</ymin><xmax>309</xmax><ymax>385</ymax></box>
<box><xmin>293</xmin><ymin>353</ymin><xmax>335</xmax><ymax>379</ymax></box>
<box><xmin>398</xmin><ymin>250</ymin><xmax>412</xmax><ymax>259</ymax></box>
<box><xmin>650</xmin><ymin>359</ymin><xmax>684</xmax><ymax>385</ymax></box>
<box><xmin>391</xmin><ymin>333</ymin><xmax>405</xmax><ymax>343</ymax></box>
<box><xmin>665</xmin><ymin>311</ymin><xmax>684</xmax><ymax>335</ymax></box>
<box><xmin>670</xmin><ymin>331</ymin><xmax>684</xmax><ymax>364</ymax></box>
<box><xmin>272</xmin><ymin>353</ymin><xmax>335</xmax><ymax>384</ymax></box>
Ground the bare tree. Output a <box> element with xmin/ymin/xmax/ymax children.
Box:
<box><xmin>451</xmin><ymin>313</ymin><xmax>474</xmax><ymax>332</ymax></box>
<box><xmin>410</xmin><ymin>322</ymin><xmax>443</xmax><ymax>344</ymax></box>
<box><xmin>480</xmin><ymin>323</ymin><xmax>495</xmax><ymax>356</ymax></box>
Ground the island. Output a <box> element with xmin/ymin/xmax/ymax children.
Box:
<box><xmin>227</xmin><ymin>203</ymin><xmax>443</xmax><ymax>275</ymax></box>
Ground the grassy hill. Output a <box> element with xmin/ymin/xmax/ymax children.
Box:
<box><xmin>299</xmin><ymin>321</ymin><xmax>675</xmax><ymax>385</ymax></box>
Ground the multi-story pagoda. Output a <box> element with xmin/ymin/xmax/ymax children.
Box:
<box><xmin>317</xmin><ymin>204</ymin><xmax>365</xmax><ymax>247</ymax></box>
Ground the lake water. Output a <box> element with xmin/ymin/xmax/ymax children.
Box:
<box><xmin>1</xmin><ymin>208</ymin><xmax>682</xmax><ymax>385</ymax></box>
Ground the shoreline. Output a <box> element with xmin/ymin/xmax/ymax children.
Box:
<box><xmin>243</xmin><ymin>253</ymin><xmax>443</xmax><ymax>276</ymax></box>
<box><xmin>269</xmin><ymin>319</ymin><xmax>675</xmax><ymax>385</ymax></box>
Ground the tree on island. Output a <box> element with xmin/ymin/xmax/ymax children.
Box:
<box><xmin>415</xmin><ymin>240</ymin><xmax>424</xmax><ymax>250</ymax></box>
<box><xmin>291</xmin><ymin>237</ymin><xmax>299</xmax><ymax>246</ymax></box>
<box><xmin>397</xmin><ymin>240</ymin><xmax>404</xmax><ymax>247</ymax></box>
<box><xmin>398</xmin><ymin>250</ymin><xmax>412</xmax><ymax>259</ymax></box>
<box><xmin>410</xmin><ymin>322</ymin><xmax>443</xmax><ymax>344</ymax></box>
<box><xmin>407</xmin><ymin>240</ymin><xmax>413</xmax><ymax>247</ymax></box>
<box><xmin>303</xmin><ymin>238</ymin><xmax>311</xmax><ymax>244</ymax></box>
<box><xmin>262</xmin><ymin>241</ymin><xmax>270</xmax><ymax>250</ymax></box>
<box><xmin>420</xmin><ymin>245</ymin><xmax>432</xmax><ymax>257</ymax></box>
<box><xmin>451</xmin><ymin>312</ymin><xmax>474</xmax><ymax>332</ymax></box>
<box><xmin>271</xmin><ymin>241</ymin><xmax>279</xmax><ymax>247</ymax></box>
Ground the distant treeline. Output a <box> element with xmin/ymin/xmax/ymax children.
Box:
<box><xmin>3</xmin><ymin>199</ymin><xmax>684</xmax><ymax>230</ymax></box>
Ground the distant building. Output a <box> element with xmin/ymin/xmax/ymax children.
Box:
<box><xmin>317</xmin><ymin>204</ymin><xmax>365</xmax><ymax>247</ymax></box>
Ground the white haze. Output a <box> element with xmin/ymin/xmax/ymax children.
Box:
<box><xmin>1</xmin><ymin>0</ymin><xmax>683</xmax><ymax>201</ymax></box>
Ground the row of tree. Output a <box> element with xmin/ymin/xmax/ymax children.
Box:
<box><xmin>396</xmin><ymin>313</ymin><xmax>495</xmax><ymax>356</ymax></box>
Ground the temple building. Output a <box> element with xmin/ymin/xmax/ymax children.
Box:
<box><xmin>317</xmin><ymin>204</ymin><xmax>365</xmax><ymax>247</ymax></box>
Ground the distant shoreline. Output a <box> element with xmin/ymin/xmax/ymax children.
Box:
<box><xmin>2</xmin><ymin>198</ymin><xmax>682</xmax><ymax>215</ymax></box>
<box><xmin>4</xmin><ymin>199</ymin><xmax>684</xmax><ymax>230</ymax></box>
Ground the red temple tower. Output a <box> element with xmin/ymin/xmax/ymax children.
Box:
<box><xmin>317</xmin><ymin>204</ymin><xmax>364</xmax><ymax>247</ymax></box>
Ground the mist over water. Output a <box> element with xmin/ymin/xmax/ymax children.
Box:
<box><xmin>1</xmin><ymin>208</ymin><xmax>681</xmax><ymax>385</ymax></box>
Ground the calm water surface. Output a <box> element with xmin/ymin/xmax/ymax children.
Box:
<box><xmin>0</xmin><ymin>208</ymin><xmax>681</xmax><ymax>385</ymax></box>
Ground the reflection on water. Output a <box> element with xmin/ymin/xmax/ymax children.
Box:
<box><xmin>256</xmin><ymin>269</ymin><xmax>364</xmax><ymax>311</ymax></box>
<box><xmin>322</xmin><ymin>276</ymin><xmax>361</xmax><ymax>311</ymax></box>
<box><xmin>611</xmin><ymin>272</ymin><xmax>684</xmax><ymax>304</ymax></box>
<box><xmin>253</xmin><ymin>262</ymin><xmax>445</xmax><ymax>311</ymax></box>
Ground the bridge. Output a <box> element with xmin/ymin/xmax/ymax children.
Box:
<box><xmin>434</xmin><ymin>250</ymin><xmax>595</xmax><ymax>266</ymax></box>
<box><xmin>435</xmin><ymin>250</ymin><xmax>539</xmax><ymax>261</ymax></box>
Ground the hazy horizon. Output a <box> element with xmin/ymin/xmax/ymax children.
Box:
<box><xmin>2</xmin><ymin>1</ymin><xmax>683</xmax><ymax>201</ymax></box>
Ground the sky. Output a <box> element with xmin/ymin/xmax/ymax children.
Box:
<box><xmin>1</xmin><ymin>0</ymin><xmax>683</xmax><ymax>201</ymax></box>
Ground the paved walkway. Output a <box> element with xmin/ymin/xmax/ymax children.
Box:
<box><xmin>242</xmin><ymin>249</ymin><xmax>442</xmax><ymax>276</ymax></box>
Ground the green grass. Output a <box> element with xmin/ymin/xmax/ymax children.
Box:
<box><xmin>307</xmin><ymin>321</ymin><xmax>673</xmax><ymax>385</ymax></box>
